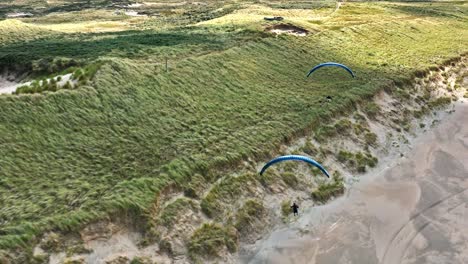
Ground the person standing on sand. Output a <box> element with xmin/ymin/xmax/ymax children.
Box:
<box><xmin>291</xmin><ymin>202</ymin><xmax>299</xmax><ymax>216</ymax></box>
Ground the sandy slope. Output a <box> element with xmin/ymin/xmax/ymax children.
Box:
<box><xmin>0</xmin><ymin>76</ymin><xmax>18</xmax><ymax>94</ymax></box>
<box><xmin>0</xmin><ymin>73</ymin><xmax>74</xmax><ymax>95</ymax></box>
<box><xmin>244</xmin><ymin>100</ymin><xmax>468</xmax><ymax>264</ymax></box>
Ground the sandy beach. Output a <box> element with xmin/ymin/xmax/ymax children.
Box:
<box><xmin>244</xmin><ymin>99</ymin><xmax>468</xmax><ymax>264</ymax></box>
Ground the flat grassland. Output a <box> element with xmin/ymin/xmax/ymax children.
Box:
<box><xmin>0</xmin><ymin>0</ymin><xmax>467</xmax><ymax>257</ymax></box>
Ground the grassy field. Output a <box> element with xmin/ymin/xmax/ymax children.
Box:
<box><xmin>0</xmin><ymin>21</ymin><xmax>260</xmax><ymax>74</ymax></box>
<box><xmin>0</xmin><ymin>0</ymin><xmax>467</xmax><ymax>259</ymax></box>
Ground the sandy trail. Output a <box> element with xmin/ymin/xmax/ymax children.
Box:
<box><xmin>0</xmin><ymin>76</ymin><xmax>19</xmax><ymax>94</ymax></box>
<box><xmin>244</xmin><ymin>100</ymin><xmax>468</xmax><ymax>264</ymax></box>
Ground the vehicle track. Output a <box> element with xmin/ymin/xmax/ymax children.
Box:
<box><xmin>381</xmin><ymin>187</ymin><xmax>468</xmax><ymax>264</ymax></box>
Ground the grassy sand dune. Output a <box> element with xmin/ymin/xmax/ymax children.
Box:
<box><xmin>0</xmin><ymin>19</ymin><xmax>56</xmax><ymax>45</ymax></box>
<box><xmin>0</xmin><ymin>0</ymin><xmax>467</xmax><ymax>261</ymax></box>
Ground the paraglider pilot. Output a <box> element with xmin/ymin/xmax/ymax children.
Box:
<box><xmin>291</xmin><ymin>202</ymin><xmax>299</xmax><ymax>216</ymax></box>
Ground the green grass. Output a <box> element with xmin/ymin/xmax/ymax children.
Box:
<box><xmin>0</xmin><ymin>0</ymin><xmax>467</xmax><ymax>257</ymax></box>
<box><xmin>201</xmin><ymin>173</ymin><xmax>258</xmax><ymax>218</ymax></box>
<box><xmin>337</xmin><ymin>150</ymin><xmax>378</xmax><ymax>172</ymax></box>
<box><xmin>234</xmin><ymin>199</ymin><xmax>266</xmax><ymax>236</ymax></box>
<box><xmin>158</xmin><ymin>198</ymin><xmax>198</xmax><ymax>229</ymax></box>
<box><xmin>0</xmin><ymin>20</ymin><xmax>56</xmax><ymax>45</ymax></box>
<box><xmin>311</xmin><ymin>179</ymin><xmax>344</xmax><ymax>203</ymax></box>
<box><xmin>183</xmin><ymin>173</ymin><xmax>208</xmax><ymax>199</ymax></box>
<box><xmin>394</xmin><ymin>87</ymin><xmax>412</xmax><ymax>101</ymax></box>
<box><xmin>130</xmin><ymin>257</ymin><xmax>153</xmax><ymax>264</ymax></box>
<box><xmin>188</xmin><ymin>223</ymin><xmax>238</xmax><ymax>260</ymax></box>
<box><xmin>428</xmin><ymin>96</ymin><xmax>452</xmax><ymax>108</ymax></box>
<box><xmin>362</xmin><ymin>102</ymin><xmax>380</xmax><ymax>119</ymax></box>
<box><xmin>280</xmin><ymin>200</ymin><xmax>291</xmax><ymax>218</ymax></box>
<box><xmin>334</xmin><ymin>119</ymin><xmax>353</xmax><ymax>136</ymax></box>
<box><xmin>263</xmin><ymin>0</ymin><xmax>335</xmax><ymax>10</ymax></box>
<box><xmin>64</xmin><ymin>259</ymin><xmax>85</xmax><ymax>264</ymax></box>
<box><xmin>315</xmin><ymin>118</ymin><xmax>367</xmax><ymax>141</ymax></box>
<box><xmin>0</xmin><ymin>1</ymin><xmax>124</xmax><ymax>20</ymax></box>
<box><xmin>14</xmin><ymin>63</ymin><xmax>102</xmax><ymax>94</ymax></box>
<box><xmin>0</xmin><ymin>23</ymin><xmax>262</xmax><ymax>75</ymax></box>
<box><xmin>413</xmin><ymin>105</ymin><xmax>430</xmax><ymax>119</ymax></box>
<box><xmin>364</xmin><ymin>132</ymin><xmax>378</xmax><ymax>147</ymax></box>
<box><xmin>300</xmin><ymin>139</ymin><xmax>318</xmax><ymax>156</ymax></box>
<box><xmin>314</xmin><ymin>124</ymin><xmax>337</xmax><ymax>141</ymax></box>
<box><xmin>311</xmin><ymin>172</ymin><xmax>345</xmax><ymax>203</ymax></box>
<box><xmin>281</xmin><ymin>172</ymin><xmax>298</xmax><ymax>188</ymax></box>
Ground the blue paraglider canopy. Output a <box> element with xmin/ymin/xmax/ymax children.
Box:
<box><xmin>259</xmin><ymin>155</ymin><xmax>330</xmax><ymax>178</ymax></box>
<box><xmin>307</xmin><ymin>62</ymin><xmax>355</xmax><ymax>78</ymax></box>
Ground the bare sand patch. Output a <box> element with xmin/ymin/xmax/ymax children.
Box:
<box><xmin>0</xmin><ymin>76</ymin><xmax>18</xmax><ymax>94</ymax></box>
<box><xmin>124</xmin><ymin>11</ymin><xmax>148</xmax><ymax>17</ymax></box>
<box><xmin>266</xmin><ymin>24</ymin><xmax>309</xmax><ymax>36</ymax></box>
<box><xmin>6</xmin><ymin>12</ymin><xmax>33</xmax><ymax>18</ymax></box>
<box><xmin>45</xmin><ymin>221</ymin><xmax>170</xmax><ymax>264</ymax></box>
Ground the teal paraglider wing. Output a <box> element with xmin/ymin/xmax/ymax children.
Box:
<box><xmin>307</xmin><ymin>62</ymin><xmax>355</xmax><ymax>78</ymax></box>
<box><xmin>260</xmin><ymin>155</ymin><xmax>330</xmax><ymax>178</ymax></box>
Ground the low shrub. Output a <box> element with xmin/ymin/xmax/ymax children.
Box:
<box><xmin>280</xmin><ymin>200</ymin><xmax>291</xmax><ymax>218</ymax></box>
<box><xmin>234</xmin><ymin>200</ymin><xmax>265</xmax><ymax>235</ymax></box>
<box><xmin>428</xmin><ymin>97</ymin><xmax>451</xmax><ymax>108</ymax></box>
<box><xmin>364</xmin><ymin>132</ymin><xmax>378</xmax><ymax>146</ymax></box>
<box><xmin>314</xmin><ymin>125</ymin><xmax>337</xmax><ymax>141</ymax></box>
<box><xmin>337</xmin><ymin>150</ymin><xmax>378</xmax><ymax>172</ymax></box>
<box><xmin>188</xmin><ymin>223</ymin><xmax>238</xmax><ymax>259</ymax></box>
<box><xmin>301</xmin><ymin>140</ymin><xmax>317</xmax><ymax>156</ymax></box>
<box><xmin>334</xmin><ymin>119</ymin><xmax>353</xmax><ymax>136</ymax></box>
<box><xmin>282</xmin><ymin>172</ymin><xmax>298</xmax><ymax>188</ymax></box>
<box><xmin>158</xmin><ymin>198</ymin><xmax>198</xmax><ymax>229</ymax></box>
<box><xmin>363</xmin><ymin>102</ymin><xmax>380</xmax><ymax>119</ymax></box>
<box><xmin>311</xmin><ymin>180</ymin><xmax>344</xmax><ymax>203</ymax></box>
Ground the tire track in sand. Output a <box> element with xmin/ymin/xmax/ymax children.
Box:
<box><xmin>381</xmin><ymin>188</ymin><xmax>468</xmax><ymax>264</ymax></box>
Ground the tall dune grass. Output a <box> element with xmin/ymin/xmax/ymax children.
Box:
<box><xmin>0</xmin><ymin>0</ymin><xmax>467</xmax><ymax>253</ymax></box>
